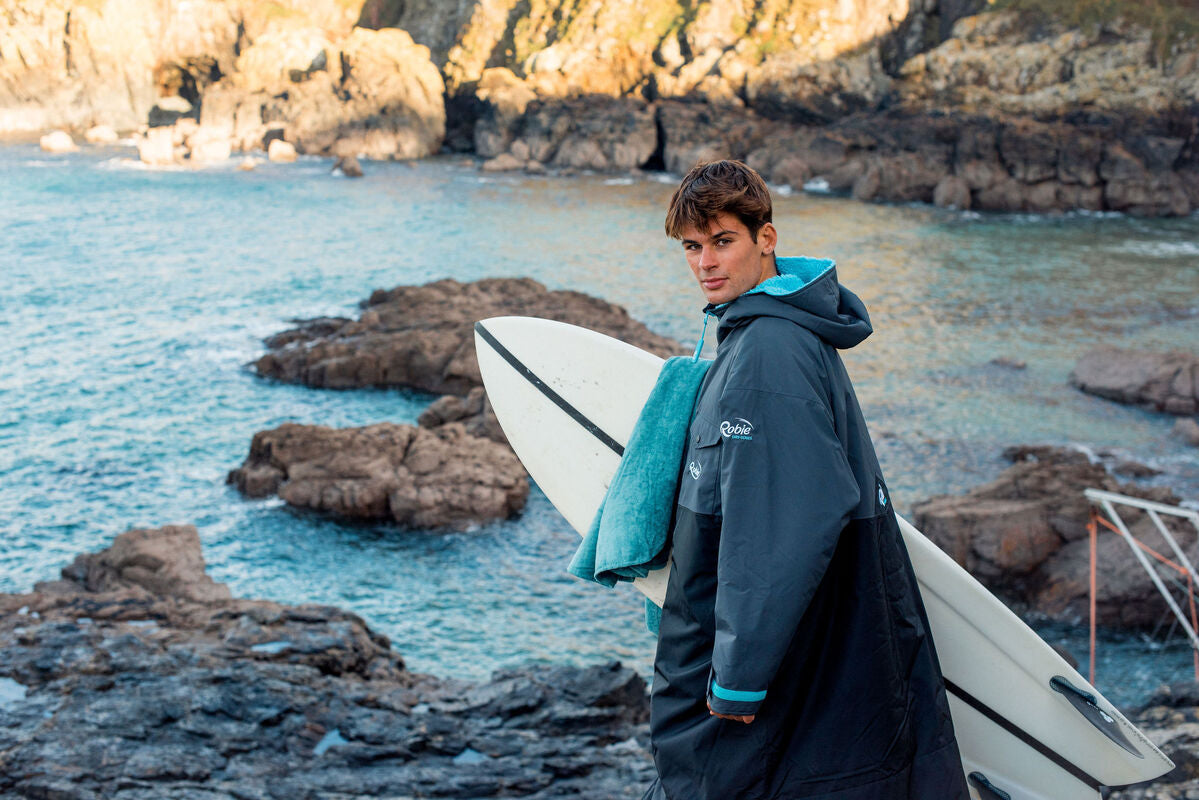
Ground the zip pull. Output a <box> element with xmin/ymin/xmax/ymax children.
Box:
<box><xmin>692</xmin><ymin>312</ymin><xmax>713</xmax><ymax>361</ymax></box>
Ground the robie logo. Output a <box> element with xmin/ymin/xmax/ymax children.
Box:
<box><xmin>720</xmin><ymin>418</ymin><xmax>754</xmax><ymax>440</ymax></box>
<box><xmin>688</xmin><ymin>461</ymin><xmax>702</xmax><ymax>480</ymax></box>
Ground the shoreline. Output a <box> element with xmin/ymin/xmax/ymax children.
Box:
<box><xmin>12</xmin><ymin>139</ymin><xmax>1199</xmax><ymax>224</ymax></box>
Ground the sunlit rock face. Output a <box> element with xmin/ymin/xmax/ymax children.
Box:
<box><xmin>390</xmin><ymin>0</ymin><xmax>921</xmax><ymax>102</ymax></box>
<box><xmin>0</xmin><ymin>0</ymin><xmax>445</xmax><ymax>160</ymax></box>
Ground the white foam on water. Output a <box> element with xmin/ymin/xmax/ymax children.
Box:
<box><xmin>802</xmin><ymin>178</ymin><xmax>831</xmax><ymax>194</ymax></box>
<box><xmin>603</xmin><ymin>177</ymin><xmax>635</xmax><ymax>186</ymax></box>
<box><xmin>96</xmin><ymin>156</ymin><xmax>187</xmax><ymax>173</ymax></box>
<box><xmin>1112</xmin><ymin>240</ymin><xmax>1199</xmax><ymax>258</ymax></box>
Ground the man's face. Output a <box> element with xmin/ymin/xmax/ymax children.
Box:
<box><xmin>679</xmin><ymin>213</ymin><xmax>777</xmax><ymax>306</ymax></box>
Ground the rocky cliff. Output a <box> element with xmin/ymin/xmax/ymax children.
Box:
<box><xmin>1</xmin><ymin>0</ymin><xmax>446</xmax><ymax>159</ymax></box>
<box><xmin>6</xmin><ymin>0</ymin><xmax>1197</xmax><ymax>214</ymax></box>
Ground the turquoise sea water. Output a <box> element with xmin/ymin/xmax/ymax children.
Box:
<box><xmin>3</xmin><ymin>144</ymin><xmax>1198</xmax><ymax>708</ymax></box>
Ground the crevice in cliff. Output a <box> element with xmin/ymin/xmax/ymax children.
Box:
<box><xmin>62</xmin><ymin>11</ymin><xmax>74</xmax><ymax>78</ymax></box>
<box><xmin>641</xmin><ymin>105</ymin><xmax>668</xmax><ymax>172</ymax></box>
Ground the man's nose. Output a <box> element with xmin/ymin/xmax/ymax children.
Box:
<box><xmin>698</xmin><ymin>246</ymin><xmax>718</xmax><ymax>269</ymax></box>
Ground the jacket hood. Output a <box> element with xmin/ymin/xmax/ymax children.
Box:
<box><xmin>707</xmin><ymin>256</ymin><xmax>873</xmax><ymax>349</ymax></box>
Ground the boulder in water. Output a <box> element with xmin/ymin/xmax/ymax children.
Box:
<box><xmin>1070</xmin><ymin>346</ymin><xmax>1199</xmax><ymax>415</ymax></box>
<box><xmin>333</xmin><ymin>154</ymin><xmax>363</xmax><ymax>177</ymax></box>
<box><xmin>1174</xmin><ymin>418</ymin><xmax>1199</xmax><ymax>447</ymax></box>
<box><xmin>39</xmin><ymin>130</ymin><xmax>78</xmax><ymax>152</ymax></box>
<box><xmin>268</xmin><ymin>139</ymin><xmax>298</xmax><ymax>163</ymax></box>
<box><xmin>253</xmin><ymin>277</ymin><xmax>685</xmax><ymax>395</ymax></box>
<box><xmin>83</xmin><ymin>125</ymin><xmax>119</xmax><ymax>145</ymax></box>
<box><xmin>227</xmin><ymin>421</ymin><xmax>528</xmax><ymax>530</ymax></box>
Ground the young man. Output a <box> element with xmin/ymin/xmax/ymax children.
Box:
<box><xmin>644</xmin><ymin>161</ymin><xmax>969</xmax><ymax>799</ymax></box>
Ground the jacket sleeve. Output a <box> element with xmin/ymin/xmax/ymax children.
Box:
<box><xmin>706</xmin><ymin>384</ymin><xmax>861</xmax><ymax>717</ymax></box>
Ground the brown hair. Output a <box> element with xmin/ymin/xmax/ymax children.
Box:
<box><xmin>664</xmin><ymin>159</ymin><xmax>773</xmax><ymax>241</ymax></box>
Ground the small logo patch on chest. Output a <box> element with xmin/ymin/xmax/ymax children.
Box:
<box><xmin>688</xmin><ymin>461</ymin><xmax>702</xmax><ymax>480</ymax></box>
<box><xmin>720</xmin><ymin>418</ymin><xmax>754</xmax><ymax>441</ymax></box>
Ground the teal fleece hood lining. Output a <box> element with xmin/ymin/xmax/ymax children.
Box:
<box><xmin>703</xmin><ymin>255</ymin><xmax>873</xmax><ymax>351</ymax></box>
<box><xmin>745</xmin><ymin>256</ymin><xmax>835</xmax><ymax>297</ymax></box>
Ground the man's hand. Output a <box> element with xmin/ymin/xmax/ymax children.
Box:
<box><xmin>707</xmin><ymin>699</ymin><xmax>755</xmax><ymax>724</ymax></box>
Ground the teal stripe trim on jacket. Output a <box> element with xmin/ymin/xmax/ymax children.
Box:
<box><xmin>711</xmin><ymin>682</ymin><xmax>767</xmax><ymax>702</ymax></box>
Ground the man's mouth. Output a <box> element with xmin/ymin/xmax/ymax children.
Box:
<box><xmin>701</xmin><ymin>277</ymin><xmax>727</xmax><ymax>290</ymax></box>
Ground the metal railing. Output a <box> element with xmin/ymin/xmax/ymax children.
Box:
<box><xmin>1085</xmin><ymin>488</ymin><xmax>1199</xmax><ymax>681</ymax></box>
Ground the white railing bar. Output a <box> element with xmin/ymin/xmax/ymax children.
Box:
<box><xmin>1145</xmin><ymin>507</ymin><xmax>1199</xmax><ymax>591</ymax></box>
<box><xmin>1085</xmin><ymin>488</ymin><xmax>1199</xmax><ymax>522</ymax></box>
<box><xmin>1099</xmin><ymin>497</ymin><xmax>1199</xmax><ymax>653</ymax></box>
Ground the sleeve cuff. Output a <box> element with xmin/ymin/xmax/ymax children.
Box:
<box><xmin>707</xmin><ymin>679</ymin><xmax>765</xmax><ymax>716</ymax></box>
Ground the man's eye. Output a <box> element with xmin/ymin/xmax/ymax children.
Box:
<box><xmin>684</xmin><ymin>243</ymin><xmax>699</xmax><ymax>251</ymax></box>
<box><xmin>716</xmin><ymin>239</ymin><xmax>731</xmax><ymax>246</ymax></box>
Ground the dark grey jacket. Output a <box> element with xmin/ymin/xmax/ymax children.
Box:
<box><xmin>649</xmin><ymin>257</ymin><xmax>968</xmax><ymax>799</ymax></box>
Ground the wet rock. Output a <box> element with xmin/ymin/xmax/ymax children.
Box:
<box><xmin>0</xmin><ymin>528</ymin><xmax>654</xmax><ymax>798</ymax></box>
<box><xmin>1070</xmin><ymin>347</ymin><xmax>1199</xmax><ymax>416</ymax></box>
<box><xmin>334</xmin><ymin>154</ymin><xmax>364</xmax><ymax>177</ymax></box>
<box><xmin>482</xmin><ymin>152</ymin><xmax>524</xmax><ymax>172</ymax></box>
<box><xmin>227</xmin><ymin>421</ymin><xmax>528</xmax><ymax>530</ymax></box>
<box><xmin>1113</xmin><ymin>459</ymin><xmax>1163</xmax><ymax>478</ymax></box>
<box><xmin>989</xmin><ymin>356</ymin><xmax>1026</xmax><ymax>370</ymax></box>
<box><xmin>39</xmin><ymin>130</ymin><xmax>78</xmax><ymax>152</ymax></box>
<box><xmin>84</xmin><ymin>125</ymin><xmax>119</xmax><ymax>145</ymax></box>
<box><xmin>268</xmin><ymin>139</ymin><xmax>298</xmax><ymax>163</ymax></box>
<box><xmin>253</xmin><ymin>278</ymin><xmax>684</xmax><ymax>395</ymax></box>
<box><xmin>914</xmin><ymin>445</ymin><xmax>1189</xmax><ymax>627</ymax></box>
<box><xmin>1175</xmin><ymin>418</ymin><xmax>1199</xmax><ymax>448</ymax></box>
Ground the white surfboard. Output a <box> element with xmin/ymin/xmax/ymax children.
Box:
<box><xmin>474</xmin><ymin>315</ymin><xmax>1173</xmax><ymax>800</ymax></box>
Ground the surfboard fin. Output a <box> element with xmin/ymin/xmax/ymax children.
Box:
<box><xmin>1050</xmin><ymin>676</ymin><xmax>1143</xmax><ymax>759</ymax></box>
<box><xmin>967</xmin><ymin>772</ymin><xmax>1012</xmax><ymax>800</ymax></box>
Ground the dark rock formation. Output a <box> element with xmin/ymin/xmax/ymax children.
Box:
<box><xmin>476</xmin><ymin>93</ymin><xmax>659</xmax><ymax>172</ymax></box>
<box><xmin>227</xmin><ymin>421</ymin><xmax>528</xmax><ymax>530</ymax></box>
<box><xmin>253</xmin><ymin>277</ymin><xmax>685</xmax><ymax>394</ymax></box>
<box><xmin>0</xmin><ymin>526</ymin><xmax>654</xmax><ymax>799</ymax></box>
<box><xmin>1071</xmin><ymin>347</ymin><xmax>1199</xmax><ymax>415</ymax></box>
<box><xmin>334</xmin><ymin>154</ymin><xmax>364</xmax><ymax>177</ymax></box>
<box><xmin>914</xmin><ymin>445</ymin><xmax>1189</xmax><ymax>627</ymax></box>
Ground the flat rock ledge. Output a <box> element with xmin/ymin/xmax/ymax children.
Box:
<box><xmin>0</xmin><ymin>525</ymin><xmax>654</xmax><ymax>800</ymax></box>
<box><xmin>1071</xmin><ymin>347</ymin><xmax>1199</xmax><ymax>416</ymax></box>
<box><xmin>914</xmin><ymin>445</ymin><xmax>1187</xmax><ymax>628</ymax></box>
<box><xmin>227</xmin><ymin>421</ymin><xmax>528</xmax><ymax>530</ymax></box>
<box><xmin>252</xmin><ymin>278</ymin><xmax>686</xmax><ymax>395</ymax></box>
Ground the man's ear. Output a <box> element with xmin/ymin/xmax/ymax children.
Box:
<box><xmin>759</xmin><ymin>222</ymin><xmax>778</xmax><ymax>255</ymax></box>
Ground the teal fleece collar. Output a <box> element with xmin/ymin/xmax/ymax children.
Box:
<box><xmin>745</xmin><ymin>256</ymin><xmax>835</xmax><ymax>297</ymax></box>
